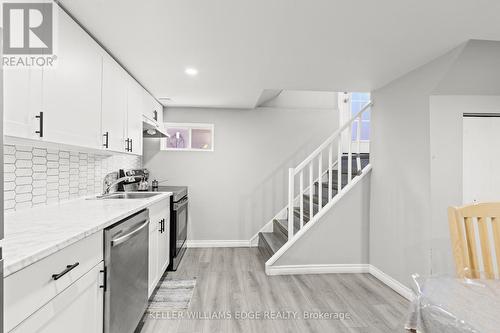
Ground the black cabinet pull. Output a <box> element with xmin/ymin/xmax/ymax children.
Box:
<box><xmin>35</xmin><ymin>111</ymin><xmax>44</xmax><ymax>137</ymax></box>
<box><xmin>153</xmin><ymin>110</ymin><xmax>158</xmax><ymax>121</ymax></box>
<box><xmin>52</xmin><ymin>262</ymin><xmax>79</xmax><ymax>280</ymax></box>
<box><xmin>103</xmin><ymin>131</ymin><xmax>109</xmax><ymax>148</ymax></box>
<box><xmin>100</xmin><ymin>267</ymin><xmax>107</xmax><ymax>291</ymax></box>
<box><xmin>130</xmin><ymin>139</ymin><xmax>133</xmax><ymax>152</ymax></box>
<box><xmin>125</xmin><ymin>138</ymin><xmax>130</xmax><ymax>152</ymax></box>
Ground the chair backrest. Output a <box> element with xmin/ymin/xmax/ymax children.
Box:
<box><xmin>448</xmin><ymin>203</ymin><xmax>500</xmax><ymax>279</ymax></box>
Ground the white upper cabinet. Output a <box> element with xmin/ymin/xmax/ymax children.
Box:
<box><xmin>4</xmin><ymin>61</ymin><xmax>43</xmax><ymax>140</ymax></box>
<box><xmin>42</xmin><ymin>7</ymin><xmax>102</xmax><ymax>149</ymax></box>
<box><xmin>3</xmin><ymin>4</ymin><xmax>153</xmax><ymax>154</ymax></box>
<box><xmin>126</xmin><ymin>79</ymin><xmax>144</xmax><ymax>155</ymax></box>
<box><xmin>101</xmin><ymin>54</ymin><xmax>127</xmax><ymax>152</ymax></box>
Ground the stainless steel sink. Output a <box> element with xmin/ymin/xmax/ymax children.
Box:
<box><xmin>90</xmin><ymin>192</ymin><xmax>161</xmax><ymax>200</ymax></box>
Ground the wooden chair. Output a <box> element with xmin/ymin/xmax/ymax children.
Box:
<box><xmin>448</xmin><ymin>203</ymin><xmax>500</xmax><ymax>279</ymax></box>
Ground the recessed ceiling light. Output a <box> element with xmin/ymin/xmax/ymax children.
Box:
<box><xmin>185</xmin><ymin>67</ymin><xmax>198</xmax><ymax>76</ymax></box>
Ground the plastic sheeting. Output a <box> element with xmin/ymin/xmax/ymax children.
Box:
<box><xmin>405</xmin><ymin>274</ymin><xmax>500</xmax><ymax>332</ymax></box>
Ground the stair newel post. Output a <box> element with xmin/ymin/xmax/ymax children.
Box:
<box><xmin>317</xmin><ymin>152</ymin><xmax>323</xmax><ymax>209</ymax></box>
<box><xmin>309</xmin><ymin>163</ymin><xmax>314</xmax><ymax>221</ymax></box>
<box><xmin>328</xmin><ymin>144</ymin><xmax>333</xmax><ymax>203</ymax></box>
<box><xmin>288</xmin><ymin>168</ymin><xmax>295</xmax><ymax>239</ymax></box>
<box><xmin>356</xmin><ymin>113</ymin><xmax>362</xmax><ymax>173</ymax></box>
<box><xmin>337</xmin><ymin>132</ymin><xmax>342</xmax><ymax>192</ymax></box>
<box><xmin>299</xmin><ymin>171</ymin><xmax>304</xmax><ymax>229</ymax></box>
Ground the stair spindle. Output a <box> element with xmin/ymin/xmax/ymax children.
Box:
<box><xmin>309</xmin><ymin>162</ymin><xmax>314</xmax><ymax>220</ymax></box>
<box><xmin>299</xmin><ymin>171</ymin><xmax>304</xmax><ymax>229</ymax></box>
<box><xmin>288</xmin><ymin>168</ymin><xmax>294</xmax><ymax>239</ymax></box>
<box><xmin>328</xmin><ymin>144</ymin><xmax>333</xmax><ymax>202</ymax></box>
<box><xmin>318</xmin><ymin>153</ymin><xmax>322</xmax><ymax>208</ymax></box>
<box><xmin>348</xmin><ymin>121</ymin><xmax>352</xmax><ymax>182</ymax></box>
<box><xmin>357</xmin><ymin>114</ymin><xmax>362</xmax><ymax>173</ymax></box>
<box><xmin>337</xmin><ymin>133</ymin><xmax>342</xmax><ymax>191</ymax></box>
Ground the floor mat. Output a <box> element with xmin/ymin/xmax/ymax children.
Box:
<box><xmin>147</xmin><ymin>279</ymin><xmax>196</xmax><ymax>312</ymax></box>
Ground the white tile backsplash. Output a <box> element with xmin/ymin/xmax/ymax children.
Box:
<box><xmin>4</xmin><ymin>144</ymin><xmax>142</xmax><ymax>212</ymax></box>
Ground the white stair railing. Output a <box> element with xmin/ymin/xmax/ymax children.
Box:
<box><xmin>286</xmin><ymin>101</ymin><xmax>373</xmax><ymax>239</ymax></box>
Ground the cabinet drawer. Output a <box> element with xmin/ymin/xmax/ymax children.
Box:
<box><xmin>5</xmin><ymin>232</ymin><xmax>103</xmax><ymax>332</ymax></box>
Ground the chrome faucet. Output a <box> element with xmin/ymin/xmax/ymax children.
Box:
<box><xmin>102</xmin><ymin>175</ymin><xmax>144</xmax><ymax>195</ymax></box>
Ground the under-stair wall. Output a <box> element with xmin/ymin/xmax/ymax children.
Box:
<box><xmin>267</xmin><ymin>170</ymin><xmax>371</xmax><ymax>274</ymax></box>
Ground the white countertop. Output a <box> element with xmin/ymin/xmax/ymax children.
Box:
<box><xmin>1</xmin><ymin>192</ymin><xmax>172</xmax><ymax>277</ymax></box>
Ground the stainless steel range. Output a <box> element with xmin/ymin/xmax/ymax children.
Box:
<box><xmin>156</xmin><ymin>186</ymin><xmax>188</xmax><ymax>271</ymax></box>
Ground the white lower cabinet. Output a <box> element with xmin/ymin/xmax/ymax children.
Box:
<box><xmin>10</xmin><ymin>262</ymin><xmax>104</xmax><ymax>333</ymax></box>
<box><xmin>5</xmin><ymin>232</ymin><xmax>104</xmax><ymax>333</ymax></box>
<box><xmin>148</xmin><ymin>198</ymin><xmax>170</xmax><ymax>297</ymax></box>
<box><xmin>148</xmin><ymin>218</ymin><xmax>159</xmax><ymax>296</ymax></box>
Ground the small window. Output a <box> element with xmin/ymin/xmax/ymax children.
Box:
<box><xmin>161</xmin><ymin>123</ymin><xmax>214</xmax><ymax>151</ymax></box>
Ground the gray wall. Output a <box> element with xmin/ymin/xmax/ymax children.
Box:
<box><xmin>144</xmin><ymin>107</ymin><xmax>338</xmax><ymax>241</ymax></box>
<box><xmin>274</xmin><ymin>172</ymin><xmax>371</xmax><ymax>266</ymax></box>
<box><xmin>429</xmin><ymin>95</ymin><xmax>500</xmax><ymax>276</ymax></box>
<box><xmin>370</xmin><ymin>39</ymin><xmax>500</xmax><ymax>287</ymax></box>
<box><xmin>369</xmin><ymin>46</ymin><xmax>461</xmax><ymax>286</ymax></box>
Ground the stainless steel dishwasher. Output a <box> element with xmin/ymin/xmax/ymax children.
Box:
<box><xmin>104</xmin><ymin>209</ymin><xmax>149</xmax><ymax>333</ymax></box>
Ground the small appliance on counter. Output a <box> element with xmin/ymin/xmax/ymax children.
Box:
<box><xmin>118</xmin><ymin>169</ymin><xmax>150</xmax><ymax>191</ymax></box>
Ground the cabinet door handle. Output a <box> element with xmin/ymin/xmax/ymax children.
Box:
<box><xmin>159</xmin><ymin>219</ymin><xmax>165</xmax><ymax>233</ymax></box>
<box><xmin>52</xmin><ymin>262</ymin><xmax>79</xmax><ymax>280</ymax></box>
<box><xmin>130</xmin><ymin>139</ymin><xmax>133</xmax><ymax>152</ymax></box>
<box><xmin>153</xmin><ymin>110</ymin><xmax>158</xmax><ymax>121</ymax></box>
<box><xmin>35</xmin><ymin>111</ymin><xmax>44</xmax><ymax>137</ymax></box>
<box><xmin>103</xmin><ymin>131</ymin><xmax>109</xmax><ymax>148</ymax></box>
<box><xmin>125</xmin><ymin>138</ymin><xmax>130</xmax><ymax>152</ymax></box>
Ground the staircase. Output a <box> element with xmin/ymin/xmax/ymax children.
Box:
<box><xmin>258</xmin><ymin>154</ymin><xmax>370</xmax><ymax>260</ymax></box>
<box><xmin>258</xmin><ymin>101</ymin><xmax>373</xmax><ymax>269</ymax></box>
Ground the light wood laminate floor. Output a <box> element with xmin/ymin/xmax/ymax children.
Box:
<box><xmin>138</xmin><ymin>248</ymin><xmax>409</xmax><ymax>333</ymax></box>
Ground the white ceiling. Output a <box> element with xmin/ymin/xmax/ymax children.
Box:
<box><xmin>59</xmin><ymin>0</ymin><xmax>500</xmax><ymax>109</ymax></box>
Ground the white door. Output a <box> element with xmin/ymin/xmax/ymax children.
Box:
<box><xmin>126</xmin><ymin>80</ymin><xmax>144</xmax><ymax>155</ymax></box>
<box><xmin>339</xmin><ymin>92</ymin><xmax>371</xmax><ymax>154</ymax></box>
<box><xmin>101</xmin><ymin>54</ymin><xmax>127</xmax><ymax>152</ymax></box>
<box><xmin>10</xmin><ymin>262</ymin><xmax>104</xmax><ymax>333</ymax></box>
<box><xmin>42</xmin><ymin>7</ymin><xmax>102</xmax><ymax>149</ymax></box>
<box><xmin>4</xmin><ymin>62</ymin><xmax>43</xmax><ymax>139</ymax></box>
<box><xmin>463</xmin><ymin>116</ymin><xmax>500</xmax><ymax>203</ymax></box>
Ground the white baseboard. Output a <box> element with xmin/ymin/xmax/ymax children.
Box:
<box><xmin>368</xmin><ymin>265</ymin><xmax>415</xmax><ymax>301</ymax></box>
<box><xmin>186</xmin><ymin>240</ymin><xmax>254</xmax><ymax>248</ymax></box>
<box><xmin>265</xmin><ymin>264</ymin><xmax>370</xmax><ymax>276</ymax></box>
<box><xmin>264</xmin><ymin>263</ymin><xmax>415</xmax><ymax>301</ymax></box>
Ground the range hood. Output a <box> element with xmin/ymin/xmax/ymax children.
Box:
<box><xmin>143</xmin><ymin>115</ymin><xmax>169</xmax><ymax>138</ymax></box>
